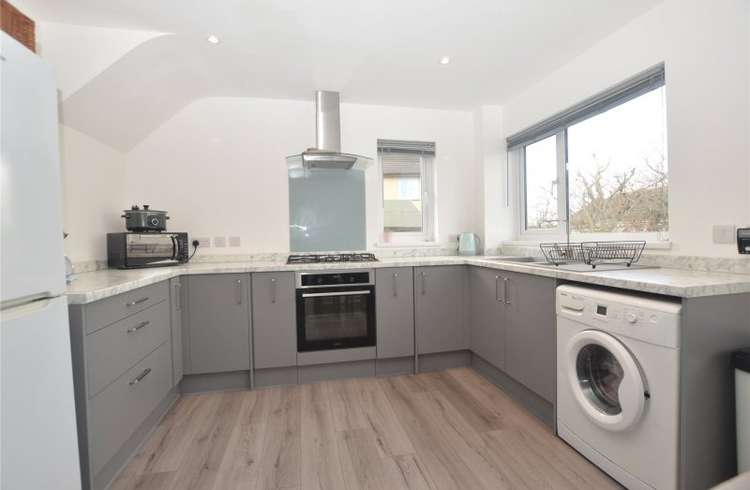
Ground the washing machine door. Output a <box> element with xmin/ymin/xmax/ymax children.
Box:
<box><xmin>566</xmin><ymin>330</ymin><xmax>647</xmax><ymax>432</ymax></box>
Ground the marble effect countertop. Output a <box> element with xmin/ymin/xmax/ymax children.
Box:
<box><xmin>65</xmin><ymin>256</ymin><xmax>750</xmax><ymax>304</ymax></box>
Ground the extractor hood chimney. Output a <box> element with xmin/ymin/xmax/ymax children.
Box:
<box><xmin>286</xmin><ymin>91</ymin><xmax>372</xmax><ymax>170</ymax></box>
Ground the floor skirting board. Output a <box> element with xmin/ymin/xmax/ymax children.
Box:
<box><xmin>254</xmin><ymin>366</ymin><xmax>298</xmax><ymax>388</ymax></box>
<box><xmin>470</xmin><ymin>353</ymin><xmax>555</xmax><ymax>429</ymax></box>
<box><xmin>417</xmin><ymin>349</ymin><xmax>471</xmax><ymax>372</ymax></box>
<box><xmin>376</xmin><ymin>356</ymin><xmax>415</xmax><ymax>376</ymax></box>
<box><xmin>180</xmin><ymin>371</ymin><xmax>251</xmax><ymax>394</ymax></box>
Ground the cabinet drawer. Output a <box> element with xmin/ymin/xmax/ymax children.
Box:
<box><xmin>85</xmin><ymin>282</ymin><xmax>169</xmax><ymax>334</ymax></box>
<box><xmin>85</xmin><ymin>300</ymin><xmax>170</xmax><ymax>398</ymax></box>
<box><xmin>88</xmin><ymin>340</ymin><xmax>172</xmax><ymax>477</ymax></box>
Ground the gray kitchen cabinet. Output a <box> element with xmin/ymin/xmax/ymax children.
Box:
<box><xmin>414</xmin><ymin>265</ymin><xmax>469</xmax><ymax>354</ymax></box>
<box><xmin>251</xmin><ymin>272</ymin><xmax>297</xmax><ymax>369</ymax></box>
<box><xmin>502</xmin><ymin>270</ymin><xmax>556</xmax><ymax>402</ymax></box>
<box><xmin>68</xmin><ymin>281</ymin><xmax>176</xmax><ymax>490</ymax></box>
<box><xmin>469</xmin><ymin>266</ymin><xmax>506</xmax><ymax>369</ymax></box>
<box><xmin>375</xmin><ymin>267</ymin><xmax>414</xmax><ymax>359</ymax></box>
<box><xmin>169</xmin><ymin>277</ymin><xmax>184</xmax><ymax>385</ymax></box>
<box><xmin>183</xmin><ymin>273</ymin><xmax>252</xmax><ymax>374</ymax></box>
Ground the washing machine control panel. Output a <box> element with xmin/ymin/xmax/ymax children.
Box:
<box><xmin>557</xmin><ymin>286</ymin><xmax>681</xmax><ymax>348</ymax></box>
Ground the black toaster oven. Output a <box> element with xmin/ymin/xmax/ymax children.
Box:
<box><xmin>107</xmin><ymin>232</ymin><xmax>189</xmax><ymax>269</ymax></box>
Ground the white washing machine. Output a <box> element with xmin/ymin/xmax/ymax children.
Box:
<box><xmin>556</xmin><ymin>285</ymin><xmax>682</xmax><ymax>490</ymax></box>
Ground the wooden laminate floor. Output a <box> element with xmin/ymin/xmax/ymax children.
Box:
<box><xmin>112</xmin><ymin>367</ymin><xmax>622</xmax><ymax>490</ymax></box>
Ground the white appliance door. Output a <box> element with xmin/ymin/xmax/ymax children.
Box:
<box><xmin>1</xmin><ymin>295</ymin><xmax>81</xmax><ymax>490</ymax></box>
<box><xmin>566</xmin><ymin>329</ymin><xmax>647</xmax><ymax>432</ymax></box>
<box><xmin>1</xmin><ymin>32</ymin><xmax>67</xmax><ymax>304</ymax></box>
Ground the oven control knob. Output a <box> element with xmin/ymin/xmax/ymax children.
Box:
<box><xmin>149</xmin><ymin>216</ymin><xmax>160</xmax><ymax>226</ymax></box>
<box><xmin>626</xmin><ymin>312</ymin><xmax>638</xmax><ymax>324</ymax></box>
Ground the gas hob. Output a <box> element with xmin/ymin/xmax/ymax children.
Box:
<box><xmin>286</xmin><ymin>252</ymin><xmax>378</xmax><ymax>265</ymax></box>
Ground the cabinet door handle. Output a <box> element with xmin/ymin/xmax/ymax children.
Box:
<box><xmin>270</xmin><ymin>277</ymin><xmax>277</xmax><ymax>304</ymax></box>
<box><xmin>129</xmin><ymin>368</ymin><xmax>151</xmax><ymax>386</ymax></box>
<box><xmin>495</xmin><ymin>275</ymin><xmax>500</xmax><ymax>302</ymax></box>
<box><xmin>127</xmin><ymin>320</ymin><xmax>150</xmax><ymax>334</ymax></box>
<box><xmin>392</xmin><ymin>272</ymin><xmax>398</xmax><ymax>297</ymax></box>
<box><xmin>235</xmin><ymin>279</ymin><xmax>243</xmax><ymax>305</ymax></box>
<box><xmin>126</xmin><ymin>297</ymin><xmax>149</xmax><ymax>307</ymax></box>
<box><xmin>504</xmin><ymin>277</ymin><xmax>511</xmax><ymax>305</ymax></box>
<box><xmin>174</xmin><ymin>282</ymin><xmax>182</xmax><ymax>311</ymax></box>
<box><xmin>420</xmin><ymin>271</ymin><xmax>427</xmax><ymax>295</ymax></box>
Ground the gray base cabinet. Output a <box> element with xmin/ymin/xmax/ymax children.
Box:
<box><xmin>469</xmin><ymin>267</ymin><xmax>505</xmax><ymax>369</ymax></box>
<box><xmin>503</xmin><ymin>270</ymin><xmax>556</xmax><ymax>402</ymax></box>
<box><xmin>68</xmin><ymin>281</ymin><xmax>174</xmax><ymax>490</ymax></box>
<box><xmin>375</xmin><ymin>267</ymin><xmax>414</xmax><ymax>359</ymax></box>
<box><xmin>251</xmin><ymin>272</ymin><xmax>296</xmax><ymax>369</ymax></box>
<box><xmin>414</xmin><ymin>266</ymin><xmax>468</xmax><ymax>354</ymax></box>
<box><xmin>183</xmin><ymin>274</ymin><xmax>252</xmax><ymax>374</ymax></box>
<box><xmin>169</xmin><ymin>277</ymin><xmax>183</xmax><ymax>386</ymax></box>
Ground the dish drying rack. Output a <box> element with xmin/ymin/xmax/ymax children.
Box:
<box><xmin>539</xmin><ymin>241</ymin><xmax>646</xmax><ymax>268</ymax></box>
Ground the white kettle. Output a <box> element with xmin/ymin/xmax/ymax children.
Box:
<box><xmin>457</xmin><ymin>232</ymin><xmax>481</xmax><ymax>256</ymax></box>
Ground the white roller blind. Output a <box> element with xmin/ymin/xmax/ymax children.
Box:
<box><xmin>381</xmin><ymin>152</ymin><xmax>421</xmax><ymax>176</ymax></box>
<box><xmin>506</xmin><ymin>63</ymin><xmax>665</xmax><ymax>150</ymax></box>
<box><xmin>377</xmin><ymin>139</ymin><xmax>436</xmax><ymax>155</ymax></box>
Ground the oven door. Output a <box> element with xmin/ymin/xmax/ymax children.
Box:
<box><xmin>297</xmin><ymin>285</ymin><xmax>376</xmax><ymax>352</ymax></box>
<box><xmin>124</xmin><ymin>233</ymin><xmax>182</xmax><ymax>267</ymax></box>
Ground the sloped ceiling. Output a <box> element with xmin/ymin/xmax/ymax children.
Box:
<box><xmin>20</xmin><ymin>0</ymin><xmax>662</xmax><ymax>150</ymax></box>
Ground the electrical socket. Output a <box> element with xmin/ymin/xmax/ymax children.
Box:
<box><xmin>213</xmin><ymin>236</ymin><xmax>226</xmax><ymax>248</ymax></box>
<box><xmin>712</xmin><ymin>225</ymin><xmax>737</xmax><ymax>244</ymax></box>
<box><xmin>193</xmin><ymin>237</ymin><xmax>210</xmax><ymax>248</ymax></box>
<box><xmin>229</xmin><ymin>236</ymin><xmax>241</xmax><ymax>247</ymax></box>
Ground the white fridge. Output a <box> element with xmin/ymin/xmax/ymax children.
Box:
<box><xmin>1</xmin><ymin>32</ymin><xmax>82</xmax><ymax>489</ymax></box>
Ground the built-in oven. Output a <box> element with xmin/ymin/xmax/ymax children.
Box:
<box><xmin>296</xmin><ymin>270</ymin><xmax>376</xmax><ymax>352</ymax></box>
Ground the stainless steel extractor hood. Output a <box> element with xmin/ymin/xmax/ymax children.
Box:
<box><xmin>286</xmin><ymin>91</ymin><xmax>372</xmax><ymax>170</ymax></box>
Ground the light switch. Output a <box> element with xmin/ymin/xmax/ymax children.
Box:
<box><xmin>213</xmin><ymin>236</ymin><xmax>226</xmax><ymax>248</ymax></box>
<box><xmin>229</xmin><ymin>236</ymin><xmax>241</xmax><ymax>247</ymax></box>
<box><xmin>713</xmin><ymin>225</ymin><xmax>736</xmax><ymax>244</ymax></box>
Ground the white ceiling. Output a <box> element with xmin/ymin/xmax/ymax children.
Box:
<box><xmin>20</xmin><ymin>0</ymin><xmax>661</xmax><ymax>149</ymax></box>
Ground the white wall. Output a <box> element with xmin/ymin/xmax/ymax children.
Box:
<box><xmin>59</xmin><ymin>125</ymin><xmax>128</xmax><ymax>262</ymax></box>
<box><xmin>36</xmin><ymin>22</ymin><xmax>162</xmax><ymax>99</ymax></box>
<box><xmin>488</xmin><ymin>0</ymin><xmax>750</xmax><ymax>257</ymax></box>
<box><xmin>61</xmin><ymin>97</ymin><xmax>479</xmax><ymax>261</ymax></box>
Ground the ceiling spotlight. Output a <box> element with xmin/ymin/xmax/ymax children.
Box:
<box><xmin>207</xmin><ymin>34</ymin><xmax>220</xmax><ymax>44</ymax></box>
<box><xmin>440</xmin><ymin>56</ymin><xmax>451</xmax><ymax>65</ymax></box>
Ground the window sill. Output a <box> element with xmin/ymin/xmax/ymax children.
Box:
<box><xmin>504</xmin><ymin>240</ymin><xmax>673</xmax><ymax>251</ymax></box>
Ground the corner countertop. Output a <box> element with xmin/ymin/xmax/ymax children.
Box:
<box><xmin>65</xmin><ymin>256</ymin><xmax>750</xmax><ymax>305</ymax></box>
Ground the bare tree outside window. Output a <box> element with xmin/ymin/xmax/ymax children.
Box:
<box><xmin>523</xmin><ymin>85</ymin><xmax>668</xmax><ymax>238</ymax></box>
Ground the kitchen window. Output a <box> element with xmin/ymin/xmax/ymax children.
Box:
<box><xmin>510</xmin><ymin>64</ymin><xmax>668</xmax><ymax>243</ymax></box>
<box><xmin>378</xmin><ymin>139</ymin><xmax>436</xmax><ymax>243</ymax></box>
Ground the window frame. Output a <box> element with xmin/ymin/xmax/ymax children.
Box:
<box><xmin>518</xmin><ymin>131</ymin><xmax>568</xmax><ymax>240</ymax></box>
<box><xmin>378</xmin><ymin>148</ymin><xmax>436</xmax><ymax>244</ymax></box>
<box><xmin>517</xmin><ymin>88</ymin><xmax>669</xmax><ymax>244</ymax></box>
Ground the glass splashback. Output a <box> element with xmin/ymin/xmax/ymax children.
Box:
<box><xmin>288</xmin><ymin>168</ymin><xmax>367</xmax><ymax>252</ymax></box>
